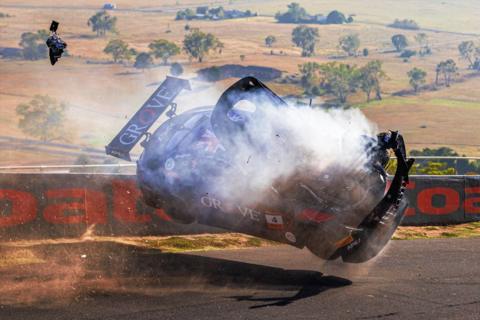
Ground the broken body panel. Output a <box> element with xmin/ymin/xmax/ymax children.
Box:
<box><xmin>46</xmin><ymin>20</ymin><xmax>67</xmax><ymax>65</ymax></box>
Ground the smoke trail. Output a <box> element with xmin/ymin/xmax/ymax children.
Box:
<box><xmin>208</xmin><ymin>97</ymin><xmax>380</xmax><ymax>213</ymax></box>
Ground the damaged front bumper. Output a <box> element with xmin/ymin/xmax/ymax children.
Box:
<box><xmin>330</xmin><ymin>131</ymin><xmax>415</xmax><ymax>263</ymax></box>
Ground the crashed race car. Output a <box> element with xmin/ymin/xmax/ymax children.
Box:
<box><xmin>106</xmin><ymin>76</ymin><xmax>414</xmax><ymax>263</ymax></box>
<box><xmin>46</xmin><ymin>20</ymin><xmax>67</xmax><ymax>65</ymax></box>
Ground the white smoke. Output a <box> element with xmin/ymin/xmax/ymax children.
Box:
<box><xmin>209</xmin><ymin>98</ymin><xmax>378</xmax><ymax>202</ymax></box>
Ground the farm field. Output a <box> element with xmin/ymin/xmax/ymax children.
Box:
<box><xmin>0</xmin><ymin>0</ymin><xmax>480</xmax><ymax>165</ymax></box>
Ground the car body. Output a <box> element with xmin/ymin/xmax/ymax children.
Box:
<box><xmin>106</xmin><ymin>76</ymin><xmax>414</xmax><ymax>263</ymax></box>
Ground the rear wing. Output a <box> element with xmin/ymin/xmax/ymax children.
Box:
<box><xmin>105</xmin><ymin>76</ymin><xmax>191</xmax><ymax>161</ymax></box>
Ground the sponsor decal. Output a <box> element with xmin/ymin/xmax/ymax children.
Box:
<box><xmin>335</xmin><ymin>235</ymin><xmax>354</xmax><ymax>249</ymax></box>
<box><xmin>285</xmin><ymin>232</ymin><xmax>296</xmax><ymax>243</ymax></box>
<box><xmin>0</xmin><ymin>179</ymin><xmax>172</xmax><ymax>228</ymax></box>
<box><xmin>298</xmin><ymin>208</ymin><xmax>333</xmax><ymax>223</ymax></box>
<box><xmin>237</xmin><ymin>206</ymin><xmax>262</xmax><ymax>222</ymax></box>
<box><xmin>196</xmin><ymin>129</ymin><xmax>225</xmax><ymax>153</ymax></box>
<box><xmin>164</xmin><ymin>158</ymin><xmax>175</xmax><ymax>171</ymax></box>
<box><xmin>2</xmin><ymin>175</ymin><xmax>480</xmax><ymax>231</ymax></box>
<box><xmin>200</xmin><ymin>195</ymin><xmax>224</xmax><ymax>211</ymax></box>
<box><xmin>265</xmin><ymin>214</ymin><xmax>284</xmax><ymax>230</ymax></box>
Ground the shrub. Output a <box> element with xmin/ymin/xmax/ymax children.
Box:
<box><xmin>170</xmin><ymin>62</ymin><xmax>184</xmax><ymax>76</ymax></box>
<box><xmin>400</xmin><ymin>49</ymin><xmax>416</xmax><ymax>58</ymax></box>
<box><xmin>389</xmin><ymin>18</ymin><xmax>419</xmax><ymax>30</ymax></box>
<box><xmin>326</xmin><ymin>10</ymin><xmax>346</xmax><ymax>24</ymax></box>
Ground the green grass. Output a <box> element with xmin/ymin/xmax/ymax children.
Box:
<box><xmin>138</xmin><ymin>234</ymin><xmax>276</xmax><ymax>253</ymax></box>
<box><xmin>0</xmin><ymin>249</ymin><xmax>44</xmax><ymax>268</ymax></box>
<box><xmin>357</xmin><ymin>96</ymin><xmax>480</xmax><ymax>110</ymax></box>
<box><xmin>394</xmin><ymin>222</ymin><xmax>480</xmax><ymax>240</ymax></box>
<box><xmin>428</xmin><ymin>98</ymin><xmax>480</xmax><ymax>109</ymax></box>
<box><xmin>440</xmin><ymin>232</ymin><xmax>460</xmax><ymax>238</ymax></box>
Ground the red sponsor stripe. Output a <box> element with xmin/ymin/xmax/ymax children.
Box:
<box><xmin>266</xmin><ymin>223</ymin><xmax>284</xmax><ymax>230</ymax></box>
<box><xmin>299</xmin><ymin>208</ymin><xmax>333</xmax><ymax>223</ymax></box>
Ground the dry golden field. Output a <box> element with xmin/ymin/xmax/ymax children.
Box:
<box><xmin>0</xmin><ymin>0</ymin><xmax>480</xmax><ymax>165</ymax></box>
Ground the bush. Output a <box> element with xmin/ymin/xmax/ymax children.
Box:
<box><xmin>134</xmin><ymin>52</ymin><xmax>153</xmax><ymax>69</ymax></box>
<box><xmin>170</xmin><ymin>62</ymin><xmax>184</xmax><ymax>76</ymax></box>
<box><xmin>400</xmin><ymin>49</ymin><xmax>416</xmax><ymax>58</ymax></box>
<box><xmin>19</xmin><ymin>30</ymin><xmax>48</xmax><ymax>60</ymax></box>
<box><xmin>326</xmin><ymin>10</ymin><xmax>346</xmax><ymax>24</ymax></box>
<box><xmin>275</xmin><ymin>2</ymin><xmax>308</xmax><ymax>23</ymax></box>
<box><xmin>200</xmin><ymin>66</ymin><xmax>221</xmax><ymax>81</ymax></box>
<box><xmin>389</xmin><ymin>18</ymin><xmax>419</xmax><ymax>30</ymax></box>
<box><xmin>473</xmin><ymin>59</ymin><xmax>480</xmax><ymax>71</ymax></box>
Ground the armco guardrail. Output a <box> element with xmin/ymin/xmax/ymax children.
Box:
<box><xmin>0</xmin><ymin>173</ymin><xmax>479</xmax><ymax>240</ymax></box>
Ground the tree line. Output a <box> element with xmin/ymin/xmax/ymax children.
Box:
<box><xmin>298</xmin><ymin>60</ymin><xmax>385</xmax><ymax>104</ymax></box>
<box><xmin>275</xmin><ymin>3</ymin><xmax>353</xmax><ymax>24</ymax></box>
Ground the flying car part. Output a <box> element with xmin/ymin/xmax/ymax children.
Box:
<box><xmin>46</xmin><ymin>20</ymin><xmax>67</xmax><ymax>65</ymax></box>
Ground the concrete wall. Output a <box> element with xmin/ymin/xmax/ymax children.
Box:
<box><xmin>1</xmin><ymin>173</ymin><xmax>479</xmax><ymax>240</ymax></box>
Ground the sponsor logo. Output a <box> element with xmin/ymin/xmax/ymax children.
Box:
<box><xmin>265</xmin><ymin>214</ymin><xmax>284</xmax><ymax>230</ymax></box>
<box><xmin>196</xmin><ymin>129</ymin><xmax>225</xmax><ymax>153</ymax></box>
<box><xmin>285</xmin><ymin>232</ymin><xmax>296</xmax><ymax>243</ymax></box>
<box><xmin>164</xmin><ymin>158</ymin><xmax>175</xmax><ymax>171</ymax></box>
<box><xmin>0</xmin><ymin>179</ymin><xmax>171</xmax><ymax>228</ymax></box>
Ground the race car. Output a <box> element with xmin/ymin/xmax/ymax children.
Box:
<box><xmin>46</xmin><ymin>20</ymin><xmax>67</xmax><ymax>65</ymax></box>
<box><xmin>106</xmin><ymin>76</ymin><xmax>414</xmax><ymax>263</ymax></box>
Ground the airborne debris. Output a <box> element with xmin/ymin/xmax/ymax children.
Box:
<box><xmin>46</xmin><ymin>20</ymin><xmax>67</xmax><ymax>65</ymax></box>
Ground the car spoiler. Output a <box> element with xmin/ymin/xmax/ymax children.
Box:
<box><xmin>105</xmin><ymin>76</ymin><xmax>191</xmax><ymax>161</ymax></box>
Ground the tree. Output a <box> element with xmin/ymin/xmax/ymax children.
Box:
<box><xmin>15</xmin><ymin>95</ymin><xmax>68</xmax><ymax>142</ymax></box>
<box><xmin>148</xmin><ymin>39</ymin><xmax>180</xmax><ymax>65</ymax></box>
<box><xmin>389</xmin><ymin>19</ymin><xmax>419</xmax><ymax>30</ymax></box>
<box><xmin>358</xmin><ymin>60</ymin><xmax>386</xmax><ymax>101</ymax></box>
<box><xmin>391</xmin><ymin>34</ymin><xmax>408</xmax><ymax>52</ymax></box>
<box><xmin>326</xmin><ymin>10</ymin><xmax>346</xmax><ymax>24</ymax></box>
<box><xmin>292</xmin><ymin>25</ymin><xmax>319</xmax><ymax>57</ymax></box>
<box><xmin>265</xmin><ymin>35</ymin><xmax>277</xmax><ymax>48</ymax></box>
<box><xmin>170</xmin><ymin>62</ymin><xmax>184</xmax><ymax>76</ymax></box>
<box><xmin>134</xmin><ymin>52</ymin><xmax>153</xmax><ymax>70</ymax></box>
<box><xmin>19</xmin><ymin>30</ymin><xmax>48</xmax><ymax>60</ymax></box>
<box><xmin>400</xmin><ymin>49</ymin><xmax>416</xmax><ymax>59</ymax></box>
<box><xmin>104</xmin><ymin>39</ymin><xmax>134</xmax><ymax>63</ymax></box>
<box><xmin>176</xmin><ymin>8</ymin><xmax>196</xmax><ymax>20</ymax></box>
<box><xmin>87</xmin><ymin>11</ymin><xmax>117</xmax><ymax>36</ymax></box>
<box><xmin>339</xmin><ymin>34</ymin><xmax>360</xmax><ymax>56</ymax></box>
<box><xmin>275</xmin><ymin>2</ymin><xmax>308</xmax><ymax>23</ymax></box>
<box><xmin>183</xmin><ymin>28</ymin><xmax>222</xmax><ymax>63</ymax></box>
<box><xmin>436</xmin><ymin>59</ymin><xmax>457</xmax><ymax>87</ymax></box>
<box><xmin>298</xmin><ymin>62</ymin><xmax>322</xmax><ymax>96</ymax></box>
<box><xmin>318</xmin><ymin>62</ymin><xmax>359</xmax><ymax>104</ymax></box>
<box><xmin>407</xmin><ymin>67</ymin><xmax>427</xmax><ymax>93</ymax></box>
<box><xmin>415</xmin><ymin>33</ymin><xmax>431</xmax><ymax>56</ymax></box>
<box><xmin>458</xmin><ymin>41</ymin><xmax>476</xmax><ymax>68</ymax></box>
